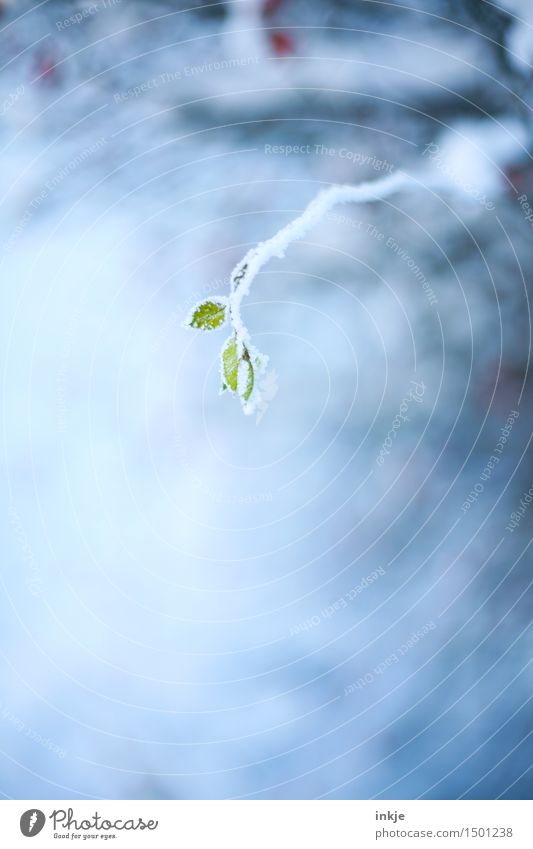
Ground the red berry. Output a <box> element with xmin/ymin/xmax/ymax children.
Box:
<box><xmin>269</xmin><ymin>31</ymin><xmax>294</xmax><ymax>55</ymax></box>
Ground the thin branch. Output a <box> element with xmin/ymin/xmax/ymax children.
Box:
<box><xmin>187</xmin><ymin>171</ymin><xmax>446</xmax><ymax>414</ymax></box>
<box><xmin>228</xmin><ymin>171</ymin><xmax>419</xmax><ymax>343</ymax></box>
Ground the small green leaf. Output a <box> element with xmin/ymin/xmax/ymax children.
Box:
<box><xmin>222</xmin><ymin>337</ymin><xmax>239</xmax><ymax>392</ymax></box>
<box><xmin>239</xmin><ymin>358</ymin><xmax>254</xmax><ymax>403</ymax></box>
<box><xmin>187</xmin><ymin>299</ymin><xmax>227</xmax><ymax>330</ymax></box>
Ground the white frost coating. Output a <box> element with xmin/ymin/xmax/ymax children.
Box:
<box><xmin>223</xmin><ymin>171</ymin><xmax>436</xmax><ymax>415</ymax></box>
<box><xmin>242</xmin><ymin>344</ymin><xmax>269</xmax><ymax>415</ymax></box>
<box><xmin>237</xmin><ymin>358</ymin><xmax>252</xmax><ymax>408</ymax></box>
<box><xmin>182</xmin><ymin>296</ymin><xmax>228</xmax><ymax>331</ymax></box>
<box><xmin>227</xmin><ymin>171</ymin><xmax>418</xmax><ymax>344</ymax></box>
<box><xmin>201</xmin><ymin>171</ymin><xmax>460</xmax><ymax>415</ymax></box>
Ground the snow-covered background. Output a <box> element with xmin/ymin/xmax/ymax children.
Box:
<box><xmin>0</xmin><ymin>0</ymin><xmax>532</xmax><ymax>799</ymax></box>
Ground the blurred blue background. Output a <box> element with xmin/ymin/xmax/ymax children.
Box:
<box><xmin>0</xmin><ymin>0</ymin><xmax>532</xmax><ymax>799</ymax></box>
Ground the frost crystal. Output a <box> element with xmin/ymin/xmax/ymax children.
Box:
<box><xmin>185</xmin><ymin>171</ymin><xmax>441</xmax><ymax>415</ymax></box>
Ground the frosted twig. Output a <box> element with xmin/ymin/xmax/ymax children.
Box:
<box><xmin>228</xmin><ymin>171</ymin><xmax>418</xmax><ymax>344</ymax></box>
<box><xmin>186</xmin><ymin>170</ymin><xmax>437</xmax><ymax>414</ymax></box>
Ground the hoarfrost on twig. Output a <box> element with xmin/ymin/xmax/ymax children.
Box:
<box><xmin>185</xmin><ymin>171</ymin><xmax>441</xmax><ymax>414</ymax></box>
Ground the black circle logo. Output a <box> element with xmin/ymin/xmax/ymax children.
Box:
<box><xmin>20</xmin><ymin>810</ymin><xmax>46</xmax><ymax>837</ymax></box>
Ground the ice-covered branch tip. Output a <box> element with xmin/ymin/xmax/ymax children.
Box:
<box><xmin>184</xmin><ymin>171</ymin><xmax>419</xmax><ymax>415</ymax></box>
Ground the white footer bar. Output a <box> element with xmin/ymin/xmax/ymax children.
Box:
<box><xmin>1</xmin><ymin>800</ymin><xmax>530</xmax><ymax>847</ymax></box>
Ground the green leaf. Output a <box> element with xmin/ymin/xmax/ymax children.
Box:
<box><xmin>187</xmin><ymin>299</ymin><xmax>227</xmax><ymax>330</ymax></box>
<box><xmin>239</xmin><ymin>358</ymin><xmax>254</xmax><ymax>403</ymax></box>
<box><xmin>222</xmin><ymin>337</ymin><xmax>239</xmax><ymax>392</ymax></box>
